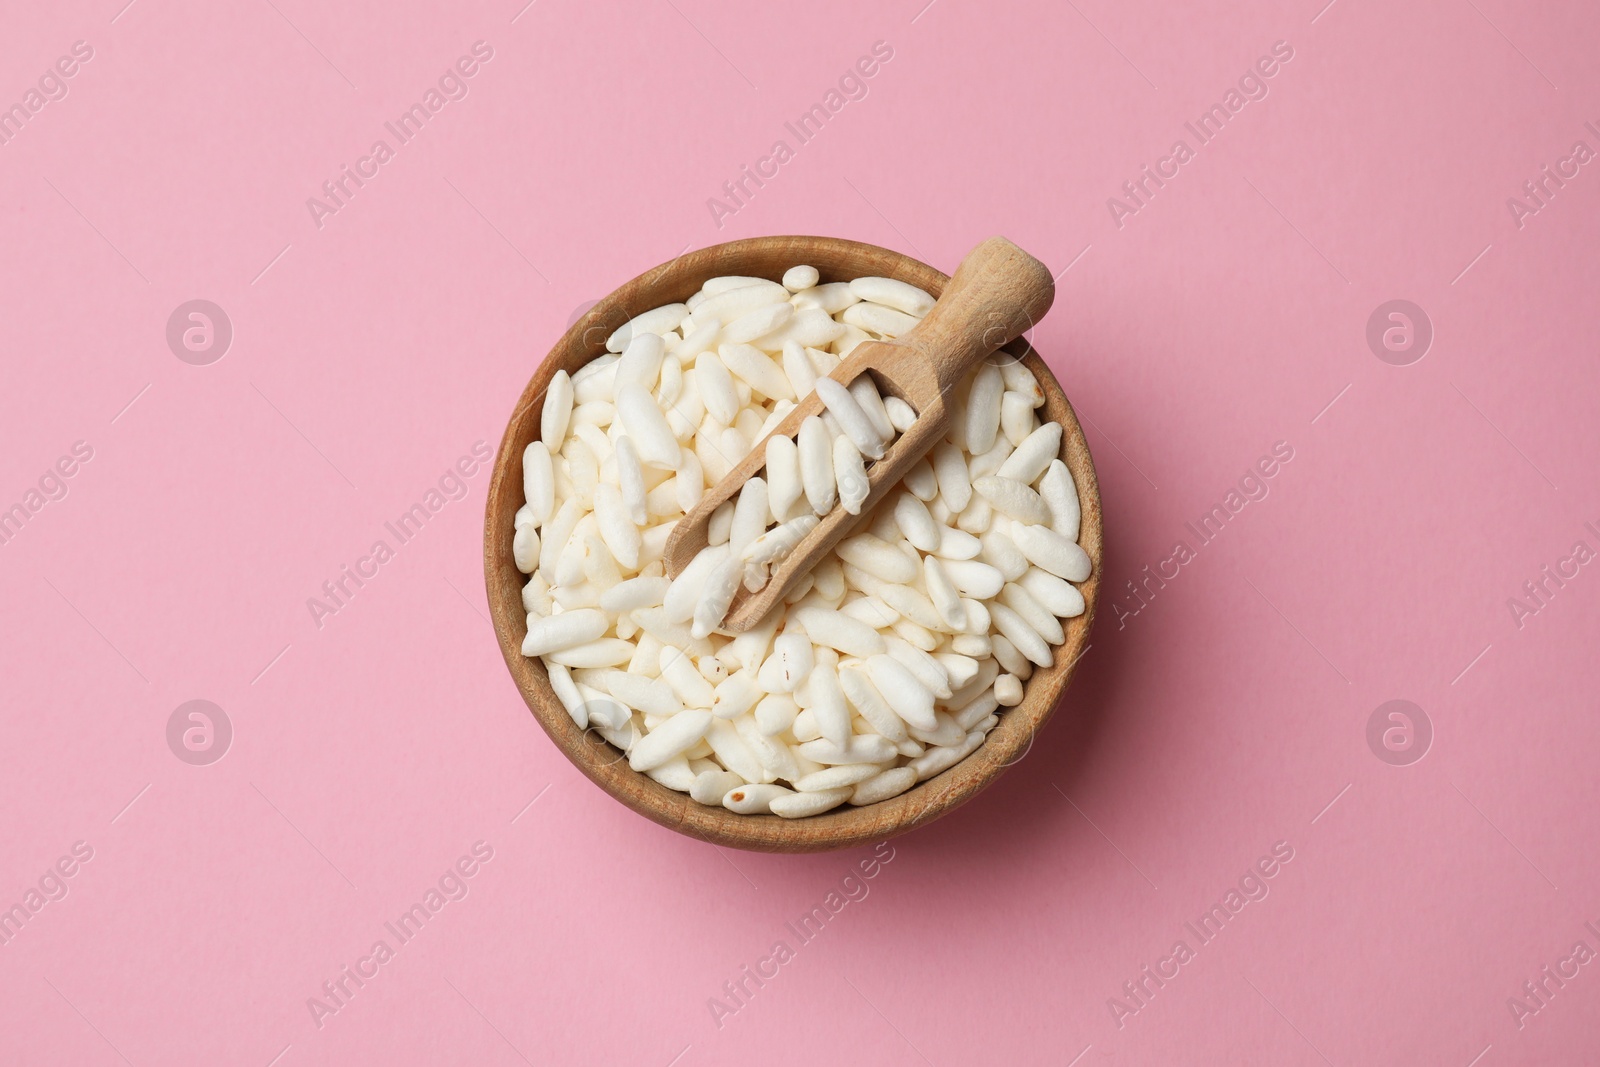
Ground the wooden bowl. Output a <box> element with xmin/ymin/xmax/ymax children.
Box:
<box><xmin>483</xmin><ymin>235</ymin><xmax>1102</xmax><ymax>853</ymax></box>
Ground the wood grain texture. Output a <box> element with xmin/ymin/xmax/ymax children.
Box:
<box><xmin>663</xmin><ymin>236</ymin><xmax>1056</xmax><ymax>632</ymax></box>
<box><xmin>483</xmin><ymin>235</ymin><xmax>1103</xmax><ymax>853</ymax></box>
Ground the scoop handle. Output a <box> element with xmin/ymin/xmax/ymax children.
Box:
<box><xmin>900</xmin><ymin>236</ymin><xmax>1056</xmax><ymax>394</ymax></box>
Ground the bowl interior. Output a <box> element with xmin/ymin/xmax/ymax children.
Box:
<box><xmin>484</xmin><ymin>235</ymin><xmax>1102</xmax><ymax>853</ymax></box>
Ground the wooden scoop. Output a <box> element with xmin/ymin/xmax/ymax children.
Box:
<box><xmin>663</xmin><ymin>235</ymin><xmax>1056</xmax><ymax>632</ymax></box>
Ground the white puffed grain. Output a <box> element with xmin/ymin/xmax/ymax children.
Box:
<box><xmin>892</xmin><ymin>494</ymin><xmax>939</xmax><ymax>552</ymax></box>
<box><xmin>724</xmin><ymin>303</ymin><xmax>794</xmax><ymax>346</ymax></box>
<box><xmin>702</xmin><ymin>718</ymin><xmax>763</xmax><ymax>782</ymax></box>
<box><xmin>703</xmin><ymin>275</ymin><xmax>772</xmax><ymax>295</ymax></box>
<box><xmin>763</xmin><ymin>433</ymin><xmax>803</xmax><ymax>520</ymax></box>
<box><xmin>543</xmin><ymin>638</ymin><xmax>635</xmax><ymax>668</ymax></box>
<box><xmin>694</xmin><ymin>282</ymin><xmax>789</xmax><ymax>326</ymax></box>
<box><xmin>904</xmin><ymin>457</ymin><xmax>939</xmax><ymax>501</ymax></box>
<box><xmin>942</xmin><ymin>558</ymin><xmax>1005</xmax><ymax>599</ymax></box>
<box><xmin>546</xmin><ymin>662</ymin><xmax>587</xmax><ymax>728</ymax></box>
<box><xmin>968</xmin><ymin>437</ymin><xmax>1013</xmax><ymax>480</ymax></box>
<box><xmin>664</xmin><ymin>543</ymin><xmax>728</xmax><ymax>622</ymax></box>
<box><xmin>522</xmin><ymin>441</ymin><xmax>554</xmax><ymax>526</ymax></box>
<box><xmin>628</xmin><ymin>709</ymin><xmax>711</xmax><ymax>771</ymax></box>
<box><xmin>849</xmin><ymin>766</ymin><xmax>917</xmax><ymax>805</ymax></box>
<box><xmin>994</xmin><ymin>355</ymin><xmax>1032</xmax><ymax>392</ymax></box>
<box><xmin>770</xmin><ymin>787</ymin><xmax>852</xmax><ymax>818</ymax></box>
<box><xmin>790</xmin><ymin>707</ymin><xmax>821</xmax><ymax>743</ymax></box>
<box><xmin>706</xmin><ymin>499</ymin><xmax>734</xmax><ymax>546</ymax></box>
<box><xmin>728</xmin><ymin>477</ymin><xmax>769</xmax><ymax>559</ymax></box>
<box><xmin>797</xmin><ymin>733</ymin><xmax>898</xmax><ymax>766</ymax></box>
<box><xmin>742</xmin><ymin>515</ymin><xmax>819</xmax><ymax>566</ymax></box>
<box><xmin>1038</xmin><ymin>460</ymin><xmax>1081</xmax><ymax>541</ymax></box>
<box><xmin>908</xmin><ymin>743</ymin><xmax>964</xmax><ymax>782</ymax></box>
<box><xmin>885</xmin><ymin>637</ymin><xmax>952</xmax><ymax>698</ymax></box>
<box><xmin>996</xmin><ymin>422</ymin><xmax>1062</xmax><ymax>484</ymax></box>
<box><xmin>949</xmin><ymin>653</ymin><xmax>1001</xmax><ymax>705</ymax></box>
<box><xmin>841</xmin><ymin>301</ymin><xmax>921</xmax><ymax>337</ymax></box>
<box><xmin>585</xmin><ymin>530</ymin><xmax>625</xmax><ymax>585</ymax></box>
<box><xmin>759</xmin><ymin>307</ymin><xmax>847</xmax><ymax>349</ymax></box>
<box><xmin>607</xmin><ymin>304</ymin><xmax>688</xmax><ymax>353</ymax></box>
<box><xmin>541</xmin><ymin>370</ymin><xmax>574</xmax><ymax>453</ymax></box>
<box><xmin>615</xmin><ymin>332</ymin><xmax>666</xmax><ymax>392</ymax></box>
<box><xmin>695</xmin><ymin>351</ymin><xmax>740</xmax><ymax>425</ymax></box>
<box><xmin>1019</xmin><ymin>566</ymin><xmax>1085</xmax><ymax>618</ymax></box>
<box><xmin>848</xmin><ymin>375</ymin><xmax>895</xmax><ymax>441</ymax></box>
<box><xmin>677</xmin><ymin>319</ymin><xmax>720</xmax><ymax>362</ymax></box>
<box><xmin>833</xmin><ymin>434</ymin><xmax>870</xmax><ymax>515</ymax></box>
<box><xmin>932</xmin><ymin>442</ymin><xmax>972</xmax><ymax>511</ymax></box>
<box><xmin>579</xmin><ymin>682</ymin><xmax>630</xmax><ymax>729</ymax></box>
<box><xmin>571</xmin><ymin>352</ymin><xmax>617</xmax><ymax>386</ymax></box>
<box><xmin>999</xmin><ymin>391</ymin><xmax>1034</xmax><ymax>448</ymax></box>
<box><xmin>893</xmin><ymin>618</ymin><xmax>940</xmax><ymax>651</ymax></box>
<box><xmin>1001</xmin><ymin>582</ymin><xmax>1064</xmax><ymax>645</ymax></box>
<box><xmin>766</xmin><ymin>634</ymin><xmax>814</xmax><ymax>694</ymax></box>
<box><xmin>864</xmin><ymin>655</ymin><xmax>937</xmax><ymax>730</ymax></box>
<box><xmin>928</xmin><ymin>531</ymin><xmax>972</xmax><ymax>566</ymax></box>
<box><xmin>988</xmin><ymin>633</ymin><xmax>1030</xmax><ymax>678</ymax></box>
<box><xmin>849</xmin><ymin>276</ymin><xmax>935</xmax><ymax>316</ymax></box>
<box><xmin>909</xmin><ymin>710</ymin><xmax>965</xmax><ymax>748</ymax></box>
<box><xmin>691</xmin><ymin>768</ymin><xmax>745</xmax><ymax>805</ymax></box>
<box><xmin>957</xmin><ymin>495</ymin><xmax>992</xmax><ymax>534</ymax></box>
<box><xmin>615</xmin><ymin>384</ymin><xmax>681</xmax><ymax>469</ymax></box>
<box><xmin>722</xmin><ymin>782</ymin><xmax>793</xmax><ymax>814</ymax></box>
<box><xmin>932</xmin><ymin>652</ymin><xmax>980</xmax><ymax>691</ymax></box>
<box><xmin>834</xmin><ymin>665</ymin><xmax>908</xmax><ymax>743</ymax></box>
<box><xmin>615</xmin><ymin>436</ymin><xmax>648</xmax><ymax>525</ymax></box>
<box><xmin>780</xmin><ymin>340</ymin><xmax>818</xmax><ymax>399</ymax></box>
<box><xmin>720</xmin><ymin>342</ymin><xmax>795</xmax><ymax>400</ymax></box>
<box><xmin>804</xmin><ymin>666</ymin><xmax>854</xmax><ymax>746</ymax></box>
<box><xmin>537</xmin><ymin>499</ymin><xmax>581</xmax><ymax>583</ymax></box>
<box><xmin>691</xmin><ymin>554</ymin><xmax>743</xmax><ymax>638</ymax></box>
<box><xmin>922</xmin><ymin>555</ymin><xmax>966</xmax><ymax>629</ymax></box>
<box><xmin>598</xmin><ymin>575</ymin><xmax>669</xmax><ymax>614</ymax></box>
<box><xmin>661</xmin><ymin>646</ymin><xmax>716</xmax><ymax>707</ymax></box>
<box><xmin>965</xmin><ymin>362</ymin><xmax>1004</xmax><ymax>455</ymax></box>
<box><xmin>513</xmin><ymin>525</ymin><xmax>541</xmax><ymax>574</ymax></box>
<box><xmin>720</xmin><ymin>425</ymin><xmax>750</xmax><ymax>465</ymax></box>
<box><xmin>973</xmin><ymin>476</ymin><xmax>1049</xmax><ymax>525</ymax></box>
<box><xmin>954</xmin><ymin>689</ymin><xmax>1000</xmax><ymax>730</ymax></box>
<box><xmin>990</xmin><ymin>603</ymin><xmax>1053</xmax><ymax>668</ymax></box>
<box><xmin>976</xmin><ymin>530</ymin><xmax>1027</xmax><ymax>583</ymax></box>
<box><xmin>711</xmin><ymin>672</ymin><xmax>762</xmax><ymax>720</ymax></box>
<box><xmin>521</xmin><ymin>608</ymin><xmax>607</xmax><ymax>657</ymax></box>
<box><xmin>795</xmin><ymin>764</ymin><xmax>880</xmax><ymax>792</ymax></box>
<box><xmin>809</xmin><ymin>558</ymin><xmax>844</xmax><ymax>602</ymax></box>
<box><xmin>791</xmin><ymin>606</ymin><xmax>886</xmax><ymax>657</ymax></box>
<box><xmin>592</xmin><ymin>484</ymin><xmax>641</xmax><ymax>570</ymax></box>
<box><xmin>814</xmin><ymin>378</ymin><xmax>886</xmax><ymax>459</ymax></box>
<box><xmin>883</xmin><ymin>395</ymin><xmax>917</xmax><ymax>433</ymax></box>
<box><xmin>951</xmin><ymin>632</ymin><xmax>991</xmax><ymax>658</ymax></box>
<box><xmin>738</xmin><ymin>716</ymin><xmax>799</xmax><ymax>780</ymax></box>
<box><xmin>1012</xmin><ymin>523</ymin><xmax>1092</xmax><ymax>581</ymax></box>
<box><xmin>791</xmin><ymin>281</ymin><xmax>858</xmax><ymax>314</ymax></box>
<box><xmin>837</xmin><ymin>533</ymin><xmax>918</xmax><ymax>584</ymax></box>
<box><xmin>797</xmin><ymin>415</ymin><xmax>836</xmax><ymax>514</ymax></box>
<box><xmin>782</xmin><ymin>264</ymin><xmax>820</xmax><ymax>292</ymax></box>
<box><xmin>754</xmin><ymin>693</ymin><xmax>800</xmax><ymax>736</ymax></box>
<box><xmin>994</xmin><ymin>674</ymin><xmax>1023</xmax><ymax>707</ymax></box>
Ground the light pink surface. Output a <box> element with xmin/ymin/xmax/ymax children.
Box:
<box><xmin>3</xmin><ymin>0</ymin><xmax>1598</xmax><ymax>1063</ymax></box>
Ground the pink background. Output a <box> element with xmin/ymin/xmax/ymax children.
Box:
<box><xmin>3</xmin><ymin>0</ymin><xmax>1597</xmax><ymax>1063</ymax></box>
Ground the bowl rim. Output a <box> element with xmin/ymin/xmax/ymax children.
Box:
<box><xmin>483</xmin><ymin>234</ymin><xmax>1102</xmax><ymax>853</ymax></box>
